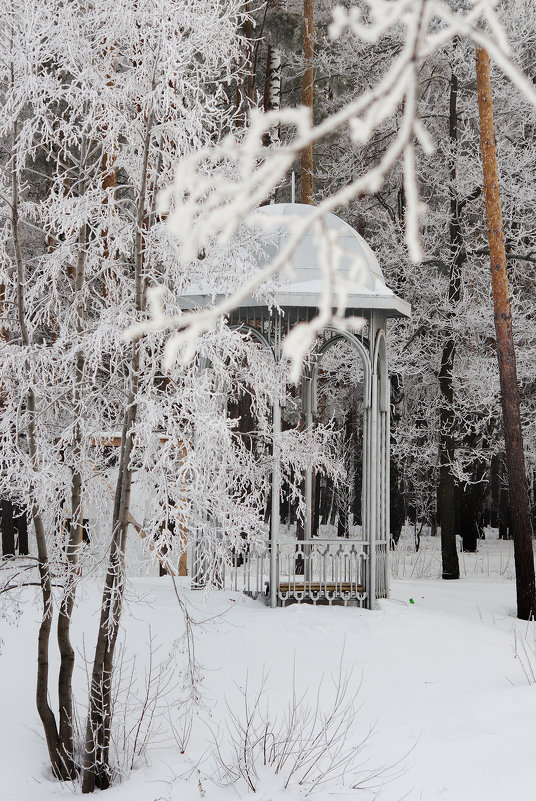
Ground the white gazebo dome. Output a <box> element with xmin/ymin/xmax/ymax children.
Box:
<box><xmin>252</xmin><ymin>202</ymin><xmax>386</xmax><ymax>290</ymax></box>
<box><xmin>180</xmin><ymin>203</ymin><xmax>410</xmax><ymax>319</ymax></box>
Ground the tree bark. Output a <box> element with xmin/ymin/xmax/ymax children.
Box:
<box><xmin>1</xmin><ymin>500</ymin><xmax>15</xmax><ymax>556</ymax></box>
<box><xmin>81</xmin><ymin>377</ymin><xmax>139</xmax><ymax>791</ymax></box>
<box><xmin>475</xmin><ymin>47</ymin><xmax>536</xmax><ymax>620</ymax></box>
<box><xmin>15</xmin><ymin>506</ymin><xmax>29</xmax><ymax>554</ymax></box>
<box><xmin>57</xmin><ymin>221</ymin><xmax>88</xmax><ymax>778</ymax></box>
<box><xmin>390</xmin><ymin>460</ymin><xmax>405</xmax><ymax>548</ymax></box>
<box><xmin>390</xmin><ymin>375</ymin><xmax>405</xmax><ymax>548</ymax></box>
<box><xmin>241</xmin><ymin>1</ymin><xmax>255</xmax><ymax>114</ymax></box>
<box><xmin>336</xmin><ymin>412</ymin><xmax>352</xmax><ymax>538</ymax></box>
<box><xmin>82</xmin><ymin>112</ymin><xmax>152</xmax><ymax>792</ymax></box>
<box><xmin>438</xmin><ymin>70</ymin><xmax>462</xmax><ymax>580</ymax></box>
<box><xmin>263</xmin><ymin>36</ymin><xmax>282</xmax><ymax>158</ymax></box>
<box><xmin>12</xmin><ymin>111</ymin><xmax>68</xmax><ymax>777</ymax></box>
<box><xmin>460</xmin><ymin>475</ymin><xmax>487</xmax><ymax>552</ymax></box>
<box><xmin>300</xmin><ymin>0</ymin><xmax>314</xmax><ymax>204</ymax></box>
<box><xmin>313</xmin><ymin>471</ymin><xmax>321</xmax><ymax>536</ymax></box>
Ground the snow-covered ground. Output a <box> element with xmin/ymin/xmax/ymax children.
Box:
<box><xmin>2</xmin><ymin>530</ymin><xmax>536</xmax><ymax>801</ymax></box>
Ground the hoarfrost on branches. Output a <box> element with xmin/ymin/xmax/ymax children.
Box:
<box><xmin>131</xmin><ymin>0</ymin><xmax>536</xmax><ymax>373</ymax></box>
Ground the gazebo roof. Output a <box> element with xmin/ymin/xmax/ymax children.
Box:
<box><xmin>180</xmin><ymin>203</ymin><xmax>411</xmax><ymax>319</ymax></box>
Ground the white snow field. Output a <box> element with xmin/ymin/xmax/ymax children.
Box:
<box><xmin>2</xmin><ymin>529</ymin><xmax>536</xmax><ymax>801</ymax></box>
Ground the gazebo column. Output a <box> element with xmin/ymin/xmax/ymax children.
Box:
<box><xmin>270</xmin><ymin>396</ymin><xmax>282</xmax><ymax>608</ymax></box>
<box><xmin>303</xmin><ymin>371</ymin><xmax>314</xmax><ymax>583</ymax></box>
<box><xmin>270</xmin><ymin>314</ymin><xmax>283</xmax><ymax>609</ymax></box>
<box><xmin>362</xmin><ymin>394</ymin><xmax>369</xmax><ymax>599</ymax></box>
<box><xmin>369</xmin><ymin>369</ymin><xmax>378</xmax><ymax>609</ymax></box>
<box><xmin>368</xmin><ymin>312</ymin><xmax>390</xmax><ymax>609</ymax></box>
<box><xmin>378</xmin><ymin>396</ymin><xmax>389</xmax><ymax>597</ymax></box>
<box><xmin>370</xmin><ymin>316</ymin><xmax>389</xmax><ymax>605</ymax></box>
<box><xmin>383</xmin><ymin>401</ymin><xmax>390</xmax><ymax>597</ymax></box>
<box><xmin>376</xmin><ymin>327</ymin><xmax>390</xmax><ymax>599</ymax></box>
<box><xmin>303</xmin><ymin>373</ymin><xmax>313</xmax><ymax>541</ymax></box>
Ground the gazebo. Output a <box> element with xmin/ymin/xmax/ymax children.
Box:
<box><xmin>181</xmin><ymin>203</ymin><xmax>410</xmax><ymax>609</ymax></box>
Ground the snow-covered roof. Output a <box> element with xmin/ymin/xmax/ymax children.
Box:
<box><xmin>180</xmin><ymin>203</ymin><xmax>410</xmax><ymax>319</ymax></box>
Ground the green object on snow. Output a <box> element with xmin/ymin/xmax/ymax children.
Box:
<box><xmin>409</xmin><ymin>598</ymin><xmax>415</xmax><ymax>604</ymax></box>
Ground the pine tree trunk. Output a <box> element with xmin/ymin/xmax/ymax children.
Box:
<box><xmin>475</xmin><ymin>47</ymin><xmax>536</xmax><ymax>620</ymax></box>
<box><xmin>498</xmin><ymin>467</ymin><xmax>511</xmax><ymax>540</ymax></box>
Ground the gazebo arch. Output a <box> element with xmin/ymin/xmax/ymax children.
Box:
<box><xmin>181</xmin><ymin>203</ymin><xmax>410</xmax><ymax>609</ymax></box>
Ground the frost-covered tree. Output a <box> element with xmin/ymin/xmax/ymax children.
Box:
<box><xmin>0</xmin><ymin>0</ymin><xmax>256</xmax><ymax>787</ymax></box>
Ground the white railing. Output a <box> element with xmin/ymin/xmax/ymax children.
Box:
<box><xmin>375</xmin><ymin>540</ymin><xmax>389</xmax><ymax>600</ymax></box>
<box><xmin>229</xmin><ymin>538</ymin><xmax>373</xmax><ymax>607</ymax></box>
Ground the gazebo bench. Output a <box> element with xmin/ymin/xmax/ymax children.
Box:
<box><xmin>277</xmin><ymin>581</ymin><xmax>364</xmax><ymax>593</ymax></box>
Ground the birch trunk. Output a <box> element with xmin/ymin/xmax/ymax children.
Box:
<box><xmin>264</xmin><ymin>38</ymin><xmax>281</xmax><ymax>148</ymax></box>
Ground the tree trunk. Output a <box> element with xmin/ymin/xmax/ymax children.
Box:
<box><xmin>438</xmin><ymin>70</ymin><xmax>462</xmax><ymax>580</ymax></box>
<box><xmin>15</xmin><ymin>506</ymin><xmax>29</xmax><ymax>554</ymax></box>
<box><xmin>498</xmin><ymin>469</ymin><xmax>511</xmax><ymax>540</ymax></box>
<box><xmin>390</xmin><ymin>375</ymin><xmax>405</xmax><ymax>548</ymax></box>
<box><xmin>337</xmin><ymin>492</ymin><xmax>349</xmax><ymax>538</ymax></box>
<box><xmin>460</xmin><ymin>475</ymin><xmax>487</xmax><ymax>552</ymax></box>
<box><xmin>300</xmin><ymin>0</ymin><xmax>314</xmax><ymax>204</ymax></box>
<box><xmin>263</xmin><ymin>36</ymin><xmax>281</xmax><ymax>148</ymax></box>
<box><xmin>82</xmin><ymin>112</ymin><xmax>152</xmax><ymax>792</ymax></box>
<box><xmin>81</xmin><ymin>381</ymin><xmax>139</xmax><ymax>792</ymax></box>
<box><xmin>1</xmin><ymin>500</ymin><xmax>15</xmax><ymax>556</ymax></box>
<box><xmin>337</xmin><ymin>412</ymin><xmax>352</xmax><ymax>538</ymax></box>
<box><xmin>241</xmin><ymin>1</ymin><xmax>255</xmax><ymax>113</ymax></box>
<box><xmin>262</xmin><ymin>35</ymin><xmax>282</xmax><ymax>201</ymax></box>
<box><xmin>390</xmin><ymin>459</ymin><xmax>405</xmax><ymax>548</ymax></box>
<box><xmin>475</xmin><ymin>47</ymin><xmax>536</xmax><ymax>620</ymax></box>
<box><xmin>319</xmin><ymin>476</ymin><xmax>329</xmax><ymax>525</ymax></box>
<box><xmin>12</xmin><ymin>114</ymin><xmax>69</xmax><ymax>777</ymax></box>
<box><xmin>313</xmin><ymin>471</ymin><xmax>321</xmax><ymax>536</ymax></box>
<box><xmin>57</xmin><ymin>222</ymin><xmax>88</xmax><ymax>778</ymax></box>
